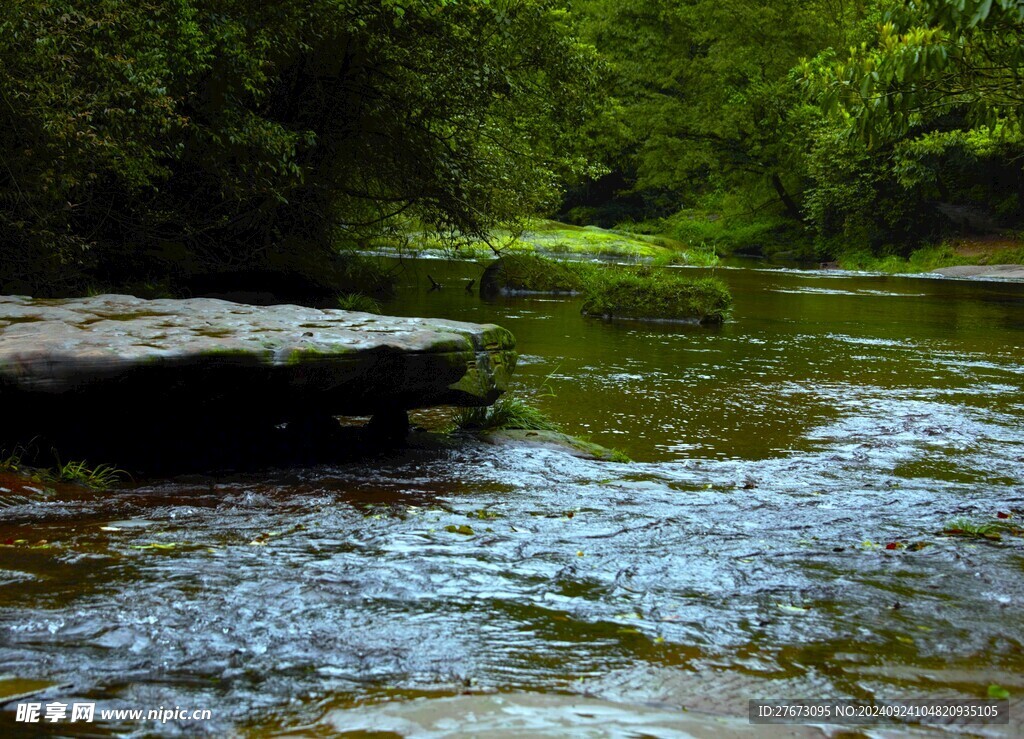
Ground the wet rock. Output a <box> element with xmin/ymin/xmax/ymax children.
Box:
<box><xmin>478</xmin><ymin>429</ymin><xmax>627</xmax><ymax>461</ymax></box>
<box><xmin>0</xmin><ymin>294</ymin><xmax>516</xmax><ymax>466</ymax></box>
<box><xmin>930</xmin><ymin>264</ymin><xmax>1024</xmax><ymax>280</ymax></box>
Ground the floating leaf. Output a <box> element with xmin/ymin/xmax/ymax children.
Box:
<box><xmin>777</xmin><ymin>604</ymin><xmax>810</xmax><ymax>613</ymax></box>
<box><xmin>444</xmin><ymin>524</ymin><xmax>474</xmax><ymax>536</ymax></box>
<box><xmin>988</xmin><ymin>684</ymin><xmax>1010</xmax><ymax>699</ymax></box>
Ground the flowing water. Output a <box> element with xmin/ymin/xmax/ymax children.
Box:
<box><xmin>1</xmin><ymin>261</ymin><xmax>1023</xmax><ymax>737</ymax></box>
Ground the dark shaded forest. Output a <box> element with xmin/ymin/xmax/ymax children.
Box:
<box><xmin>2</xmin><ymin>0</ymin><xmax>1022</xmax><ymax>293</ymax></box>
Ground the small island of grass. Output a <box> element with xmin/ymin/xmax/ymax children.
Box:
<box><xmin>581</xmin><ymin>270</ymin><xmax>732</xmax><ymax>324</ymax></box>
<box><xmin>480</xmin><ymin>252</ymin><xmax>598</xmax><ymax>296</ymax></box>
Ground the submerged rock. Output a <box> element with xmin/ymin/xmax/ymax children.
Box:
<box><xmin>0</xmin><ymin>294</ymin><xmax>516</xmax><ymax>467</ymax></box>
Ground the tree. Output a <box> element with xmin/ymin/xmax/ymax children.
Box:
<box><xmin>802</xmin><ymin>0</ymin><xmax>1024</xmax><ymax>252</ymax></box>
<box><xmin>819</xmin><ymin>0</ymin><xmax>1024</xmax><ymax>142</ymax></box>
<box><xmin>0</xmin><ymin>0</ymin><xmax>600</xmax><ymax>294</ymax></box>
<box><xmin>571</xmin><ymin>0</ymin><xmax>860</xmax><ymax>223</ymax></box>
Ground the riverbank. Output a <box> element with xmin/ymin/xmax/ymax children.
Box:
<box><xmin>835</xmin><ymin>235</ymin><xmax>1024</xmax><ymax>277</ymax></box>
<box><xmin>376</xmin><ymin>220</ymin><xmax>720</xmax><ymax>266</ymax></box>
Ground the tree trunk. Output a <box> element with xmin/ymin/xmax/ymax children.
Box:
<box><xmin>771</xmin><ymin>173</ymin><xmax>803</xmax><ymax>222</ymax></box>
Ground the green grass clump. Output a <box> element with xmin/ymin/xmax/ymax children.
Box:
<box><xmin>581</xmin><ymin>268</ymin><xmax>733</xmax><ymax>323</ymax></box>
<box><xmin>942</xmin><ymin>517</ymin><xmax>1004</xmax><ymax>540</ymax></box>
<box><xmin>450</xmin><ymin>396</ymin><xmax>560</xmax><ymax>432</ymax></box>
<box><xmin>483</xmin><ymin>252</ymin><xmax>601</xmax><ymax>294</ymax></box>
<box><xmin>608</xmin><ymin>448</ymin><xmax>632</xmax><ymax>463</ymax></box>
<box><xmin>651</xmin><ymin>241</ymin><xmax>720</xmax><ymax>267</ymax></box>
<box><xmin>0</xmin><ymin>447</ymin><xmax>24</xmax><ymax>473</ymax></box>
<box><xmin>56</xmin><ymin>460</ymin><xmax>126</xmax><ymax>489</ymax></box>
<box><xmin>2</xmin><ymin>446</ymin><xmax>125</xmax><ymax>490</ymax></box>
<box><xmin>335</xmin><ymin>293</ymin><xmax>381</xmax><ymax>313</ymax></box>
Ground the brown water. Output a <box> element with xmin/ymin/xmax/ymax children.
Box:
<box><xmin>1</xmin><ymin>261</ymin><xmax>1023</xmax><ymax>736</ymax></box>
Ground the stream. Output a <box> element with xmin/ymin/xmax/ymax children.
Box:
<box><xmin>2</xmin><ymin>260</ymin><xmax>1023</xmax><ymax>736</ymax></box>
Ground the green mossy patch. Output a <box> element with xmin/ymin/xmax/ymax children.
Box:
<box><xmin>482</xmin><ymin>253</ymin><xmax>600</xmax><ymax>295</ymax></box>
<box><xmin>393</xmin><ymin>220</ymin><xmax>688</xmax><ymax>261</ymax></box>
<box><xmin>581</xmin><ymin>269</ymin><xmax>732</xmax><ymax>324</ymax></box>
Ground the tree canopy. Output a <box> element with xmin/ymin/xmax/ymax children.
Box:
<box><xmin>2</xmin><ymin>0</ymin><xmax>1022</xmax><ymax>290</ymax></box>
<box><xmin>0</xmin><ymin>0</ymin><xmax>599</xmax><ymax>294</ymax></box>
<box><xmin>566</xmin><ymin>0</ymin><xmax>1024</xmax><ymax>258</ymax></box>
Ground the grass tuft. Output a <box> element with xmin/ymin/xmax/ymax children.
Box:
<box><xmin>56</xmin><ymin>460</ymin><xmax>127</xmax><ymax>489</ymax></box>
<box><xmin>450</xmin><ymin>396</ymin><xmax>560</xmax><ymax>433</ymax></box>
<box><xmin>651</xmin><ymin>241</ymin><xmax>720</xmax><ymax>267</ymax></box>
<box><xmin>335</xmin><ymin>293</ymin><xmax>382</xmax><ymax>313</ymax></box>
<box><xmin>942</xmin><ymin>517</ymin><xmax>1002</xmax><ymax>540</ymax></box>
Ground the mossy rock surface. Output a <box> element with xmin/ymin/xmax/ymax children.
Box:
<box><xmin>400</xmin><ymin>220</ymin><xmax>679</xmax><ymax>260</ymax></box>
<box><xmin>581</xmin><ymin>270</ymin><xmax>733</xmax><ymax>324</ymax></box>
<box><xmin>0</xmin><ymin>294</ymin><xmax>517</xmax><ymax>463</ymax></box>
<box><xmin>478</xmin><ymin>429</ymin><xmax>627</xmax><ymax>461</ymax></box>
<box><xmin>480</xmin><ymin>253</ymin><xmax>596</xmax><ymax>296</ymax></box>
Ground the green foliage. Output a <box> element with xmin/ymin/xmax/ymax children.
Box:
<box><xmin>836</xmin><ymin>243</ymin><xmax>972</xmax><ymax>273</ymax></box>
<box><xmin>799</xmin><ymin>0</ymin><xmax>1024</xmax><ymax>257</ymax></box>
<box><xmin>572</xmin><ymin>0</ymin><xmax>857</xmax><ymax>223</ymax></box>
<box><xmin>942</xmin><ymin>517</ymin><xmax>1002</xmax><ymax>539</ymax></box>
<box><xmin>659</xmin><ymin>208</ymin><xmax>811</xmax><ymax>259</ymax></box>
<box><xmin>56</xmin><ymin>460</ymin><xmax>126</xmax><ymax>489</ymax></box>
<box><xmin>988</xmin><ymin>684</ymin><xmax>1011</xmax><ymax>700</ymax></box>
<box><xmin>569</xmin><ymin>0</ymin><xmax>1024</xmax><ymax>261</ymax></box>
<box><xmin>451</xmin><ymin>395</ymin><xmax>561</xmax><ymax>432</ymax></box>
<box><xmin>0</xmin><ymin>0</ymin><xmax>601</xmax><ymax>295</ymax></box>
<box><xmin>581</xmin><ymin>268</ymin><xmax>733</xmax><ymax>323</ymax></box>
<box><xmin>335</xmin><ymin>293</ymin><xmax>381</xmax><ymax>313</ymax></box>
<box><xmin>484</xmin><ymin>253</ymin><xmax>601</xmax><ymax>294</ymax></box>
<box><xmin>813</xmin><ymin>0</ymin><xmax>1024</xmax><ymax>143</ymax></box>
<box><xmin>1</xmin><ymin>446</ymin><xmax>125</xmax><ymax>490</ymax></box>
<box><xmin>650</xmin><ymin>241</ymin><xmax>720</xmax><ymax>267</ymax></box>
<box><xmin>0</xmin><ymin>447</ymin><xmax>24</xmax><ymax>473</ymax></box>
<box><xmin>608</xmin><ymin>448</ymin><xmax>632</xmax><ymax>464</ymax></box>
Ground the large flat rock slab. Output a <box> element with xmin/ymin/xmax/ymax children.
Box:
<box><xmin>930</xmin><ymin>264</ymin><xmax>1024</xmax><ymax>280</ymax></box>
<box><xmin>0</xmin><ymin>295</ymin><xmax>516</xmax><ymax>460</ymax></box>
